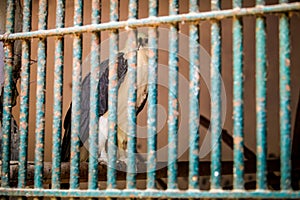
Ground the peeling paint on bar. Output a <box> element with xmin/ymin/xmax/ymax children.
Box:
<box><xmin>34</xmin><ymin>0</ymin><xmax>48</xmax><ymax>189</ymax></box>
<box><xmin>256</xmin><ymin>0</ymin><xmax>267</xmax><ymax>190</ymax></box>
<box><xmin>18</xmin><ymin>0</ymin><xmax>32</xmax><ymax>189</ymax></box>
<box><xmin>51</xmin><ymin>0</ymin><xmax>65</xmax><ymax>190</ymax></box>
<box><xmin>70</xmin><ymin>0</ymin><xmax>83</xmax><ymax>190</ymax></box>
<box><xmin>1</xmin><ymin>0</ymin><xmax>15</xmax><ymax>188</ymax></box>
<box><xmin>107</xmin><ymin>0</ymin><xmax>119</xmax><ymax>189</ymax></box>
<box><xmin>188</xmin><ymin>0</ymin><xmax>200</xmax><ymax>190</ymax></box>
<box><xmin>279</xmin><ymin>0</ymin><xmax>291</xmax><ymax>191</ymax></box>
<box><xmin>0</xmin><ymin>3</ymin><xmax>299</xmax><ymax>41</ymax></box>
<box><xmin>232</xmin><ymin>0</ymin><xmax>244</xmax><ymax>190</ymax></box>
<box><xmin>168</xmin><ymin>0</ymin><xmax>179</xmax><ymax>190</ymax></box>
<box><xmin>88</xmin><ymin>0</ymin><xmax>101</xmax><ymax>191</ymax></box>
<box><xmin>0</xmin><ymin>189</ymin><xmax>300</xmax><ymax>199</ymax></box>
<box><xmin>210</xmin><ymin>0</ymin><xmax>222</xmax><ymax>190</ymax></box>
<box><xmin>147</xmin><ymin>0</ymin><xmax>158</xmax><ymax>190</ymax></box>
<box><xmin>126</xmin><ymin>0</ymin><xmax>138</xmax><ymax>190</ymax></box>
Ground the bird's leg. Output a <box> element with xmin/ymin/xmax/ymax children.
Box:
<box><xmin>116</xmin><ymin>126</ymin><xmax>128</xmax><ymax>171</ymax></box>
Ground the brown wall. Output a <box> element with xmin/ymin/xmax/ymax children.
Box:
<box><xmin>11</xmin><ymin>0</ymin><xmax>300</xmax><ymax>163</ymax></box>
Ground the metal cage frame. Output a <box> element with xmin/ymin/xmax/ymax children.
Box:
<box><xmin>0</xmin><ymin>0</ymin><xmax>300</xmax><ymax>199</ymax></box>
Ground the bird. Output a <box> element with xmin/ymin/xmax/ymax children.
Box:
<box><xmin>61</xmin><ymin>32</ymin><xmax>149</xmax><ymax>164</ymax></box>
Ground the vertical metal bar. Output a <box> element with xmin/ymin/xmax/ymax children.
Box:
<box><xmin>210</xmin><ymin>0</ymin><xmax>222</xmax><ymax>190</ymax></box>
<box><xmin>1</xmin><ymin>0</ymin><xmax>15</xmax><ymax>188</ymax></box>
<box><xmin>255</xmin><ymin>0</ymin><xmax>267</xmax><ymax>190</ymax></box>
<box><xmin>232</xmin><ymin>0</ymin><xmax>244</xmax><ymax>190</ymax></box>
<box><xmin>147</xmin><ymin>0</ymin><xmax>158</xmax><ymax>190</ymax></box>
<box><xmin>70</xmin><ymin>0</ymin><xmax>83</xmax><ymax>189</ymax></box>
<box><xmin>126</xmin><ymin>0</ymin><xmax>138</xmax><ymax>190</ymax></box>
<box><xmin>18</xmin><ymin>0</ymin><xmax>32</xmax><ymax>188</ymax></box>
<box><xmin>51</xmin><ymin>0</ymin><xmax>65</xmax><ymax>189</ymax></box>
<box><xmin>188</xmin><ymin>0</ymin><xmax>200</xmax><ymax>190</ymax></box>
<box><xmin>34</xmin><ymin>0</ymin><xmax>48</xmax><ymax>189</ymax></box>
<box><xmin>88</xmin><ymin>0</ymin><xmax>101</xmax><ymax>190</ymax></box>
<box><xmin>168</xmin><ymin>0</ymin><xmax>179</xmax><ymax>190</ymax></box>
<box><xmin>279</xmin><ymin>0</ymin><xmax>291</xmax><ymax>191</ymax></box>
<box><xmin>107</xmin><ymin>0</ymin><xmax>119</xmax><ymax>189</ymax></box>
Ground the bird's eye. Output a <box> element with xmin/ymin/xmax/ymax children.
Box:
<box><xmin>139</xmin><ymin>38</ymin><xmax>143</xmax><ymax>45</ymax></box>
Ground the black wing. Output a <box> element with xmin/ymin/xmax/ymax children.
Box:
<box><xmin>61</xmin><ymin>53</ymin><xmax>128</xmax><ymax>162</ymax></box>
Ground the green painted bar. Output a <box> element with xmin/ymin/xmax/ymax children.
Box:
<box><xmin>34</xmin><ymin>0</ymin><xmax>48</xmax><ymax>189</ymax></box>
<box><xmin>70</xmin><ymin>0</ymin><xmax>83</xmax><ymax>189</ymax></box>
<box><xmin>168</xmin><ymin>0</ymin><xmax>179</xmax><ymax>190</ymax></box>
<box><xmin>107</xmin><ymin>0</ymin><xmax>119</xmax><ymax>189</ymax></box>
<box><xmin>147</xmin><ymin>0</ymin><xmax>158</xmax><ymax>190</ymax></box>
<box><xmin>256</xmin><ymin>0</ymin><xmax>267</xmax><ymax>190</ymax></box>
<box><xmin>210</xmin><ymin>0</ymin><xmax>222</xmax><ymax>190</ymax></box>
<box><xmin>0</xmin><ymin>3</ymin><xmax>299</xmax><ymax>41</ymax></box>
<box><xmin>188</xmin><ymin>0</ymin><xmax>200</xmax><ymax>190</ymax></box>
<box><xmin>232</xmin><ymin>0</ymin><xmax>244</xmax><ymax>190</ymax></box>
<box><xmin>18</xmin><ymin>0</ymin><xmax>32</xmax><ymax>188</ymax></box>
<box><xmin>0</xmin><ymin>189</ymin><xmax>300</xmax><ymax>199</ymax></box>
<box><xmin>279</xmin><ymin>0</ymin><xmax>291</xmax><ymax>191</ymax></box>
<box><xmin>126</xmin><ymin>0</ymin><xmax>138</xmax><ymax>189</ymax></box>
<box><xmin>88</xmin><ymin>0</ymin><xmax>101</xmax><ymax>190</ymax></box>
<box><xmin>1</xmin><ymin>0</ymin><xmax>15</xmax><ymax>188</ymax></box>
<box><xmin>51</xmin><ymin>0</ymin><xmax>65</xmax><ymax>189</ymax></box>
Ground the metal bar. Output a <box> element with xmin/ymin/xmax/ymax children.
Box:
<box><xmin>232</xmin><ymin>0</ymin><xmax>244</xmax><ymax>190</ymax></box>
<box><xmin>188</xmin><ymin>0</ymin><xmax>200</xmax><ymax>190</ymax></box>
<box><xmin>70</xmin><ymin>0</ymin><xmax>83</xmax><ymax>189</ymax></box>
<box><xmin>0</xmin><ymin>3</ymin><xmax>299</xmax><ymax>41</ymax></box>
<box><xmin>210</xmin><ymin>0</ymin><xmax>222</xmax><ymax>190</ymax></box>
<box><xmin>1</xmin><ymin>0</ymin><xmax>15</xmax><ymax>188</ymax></box>
<box><xmin>0</xmin><ymin>189</ymin><xmax>300</xmax><ymax>199</ymax></box>
<box><xmin>256</xmin><ymin>0</ymin><xmax>267</xmax><ymax>190</ymax></box>
<box><xmin>18</xmin><ymin>0</ymin><xmax>32</xmax><ymax>188</ymax></box>
<box><xmin>279</xmin><ymin>0</ymin><xmax>291</xmax><ymax>191</ymax></box>
<box><xmin>168</xmin><ymin>0</ymin><xmax>179</xmax><ymax>190</ymax></box>
<box><xmin>34</xmin><ymin>0</ymin><xmax>48</xmax><ymax>189</ymax></box>
<box><xmin>147</xmin><ymin>0</ymin><xmax>158</xmax><ymax>190</ymax></box>
<box><xmin>107</xmin><ymin>0</ymin><xmax>119</xmax><ymax>189</ymax></box>
<box><xmin>51</xmin><ymin>0</ymin><xmax>65</xmax><ymax>190</ymax></box>
<box><xmin>88</xmin><ymin>0</ymin><xmax>101</xmax><ymax>190</ymax></box>
<box><xmin>126</xmin><ymin>0</ymin><xmax>138</xmax><ymax>190</ymax></box>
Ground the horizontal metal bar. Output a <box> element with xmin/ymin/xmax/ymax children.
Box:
<box><xmin>0</xmin><ymin>189</ymin><xmax>300</xmax><ymax>199</ymax></box>
<box><xmin>6</xmin><ymin>159</ymin><xmax>296</xmax><ymax>185</ymax></box>
<box><xmin>0</xmin><ymin>2</ymin><xmax>299</xmax><ymax>40</ymax></box>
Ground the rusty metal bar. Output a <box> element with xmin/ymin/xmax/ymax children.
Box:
<box><xmin>232</xmin><ymin>0</ymin><xmax>244</xmax><ymax>190</ymax></box>
<box><xmin>256</xmin><ymin>0</ymin><xmax>267</xmax><ymax>190</ymax></box>
<box><xmin>126</xmin><ymin>0</ymin><xmax>138</xmax><ymax>190</ymax></box>
<box><xmin>70</xmin><ymin>0</ymin><xmax>83</xmax><ymax>189</ymax></box>
<box><xmin>210</xmin><ymin>0</ymin><xmax>222</xmax><ymax>190</ymax></box>
<box><xmin>0</xmin><ymin>3</ymin><xmax>299</xmax><ymax>41</ymax></box>
<box><xmin>279</xmin><ymin>0</ymin><xmax>292</xmax><ymax>191</ymax></box>
<box><xmin>1</xmin><ymin>0</ymin><xmax>15</xmax><ymax>188</ymax></box>
<box><xmin>147</xmin><ymin>0</ymin><xmax>158</xmax><ymax>190</ymax></box>
<box><xmin>168</xmin><ymin>0</ymin><xmax>179</xmax><ymax>190</ymax></box>
<box><xmin>0</xmin><ymin>188</ymin><xmax>300</xmax><ymax>199</ymax></box>
<box><xmin>51</xmin><ymin>0</ymin><xmax>65</xmax><ymax>190</ymax></box>
<box><xmin>88</xmin><ymin>0</ymin><xmax>101</xmax><ymax>190</ymax></box>
<box><xmin>17</xmin><ymin>0</ymin><xmax>32</xmax><ymax>188</ymax></box>
<box><xmin>34</xmin><ymin>0</ymin><xmax>48</xmax><ymax>189</ymax></box>
<box><xmin>107</xmin><ymin>0</ymin><xmax>119</xmax><ymax>189</ymax></box>
<box><xmin>188</xmin><ymin>0</ymin><xmax>200</xmax><ymax>190</ymax></box>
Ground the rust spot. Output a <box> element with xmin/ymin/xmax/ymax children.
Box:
<box><xmin>285</xmin><ymin>58</ymin><xmax>290</xmax><ymax>67</ymax></box>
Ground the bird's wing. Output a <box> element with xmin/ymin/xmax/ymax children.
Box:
<box><xmin>61</xmin><ymin>53</ymin><xmax>128</xmax><ymax>161</ymax></box>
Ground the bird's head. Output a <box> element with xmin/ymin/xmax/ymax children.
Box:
<box><xmin>137</xmin><ymin>32</ymin><xmax>148</xmax><ymax>50</ymax></box>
